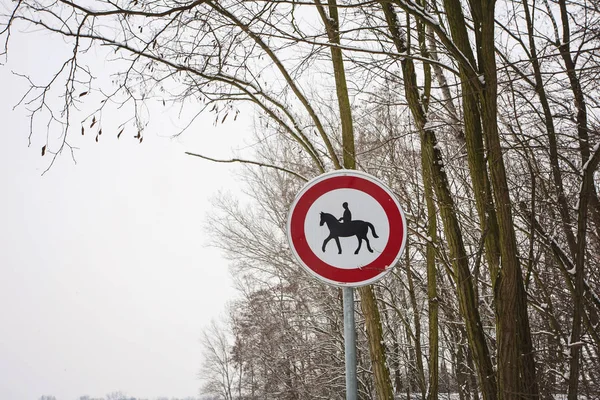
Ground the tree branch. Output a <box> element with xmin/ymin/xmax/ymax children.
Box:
<box><xmin>185</xmin><ymin>152</ymin><xmax>309</xmax><ymax>182</ymax></box>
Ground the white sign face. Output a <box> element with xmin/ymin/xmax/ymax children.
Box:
<box><xmin>304</xmin><ymin>188</ymin><xmax>391</xmax><ymax>269</ymax></box>
<box><xmin>287</xmin><ymin>170</ymin><xmax>407</xmax><ymax>287</ymax></box>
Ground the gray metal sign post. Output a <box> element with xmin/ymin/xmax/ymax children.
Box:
<box><xmin>343</xmin><ymin>286</ymin><xmax>358</xmax><ymax>400</ymax></box>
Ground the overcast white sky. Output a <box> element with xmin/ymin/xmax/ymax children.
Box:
<box><xmin>0</xmin><ymin>26</ymin><xmax>250</xmax><ymax>400</ymax></box>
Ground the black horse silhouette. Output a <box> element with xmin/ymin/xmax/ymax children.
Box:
<box><xmin>319</xmin><ymin>212</ymin><xmax>379</xmax><ymax>255</ymax></box>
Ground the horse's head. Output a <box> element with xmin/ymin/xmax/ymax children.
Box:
<box><xmin>319</xmin><ymin>212</ymin><xmax>325</xmax><ymax>226</ymax></box>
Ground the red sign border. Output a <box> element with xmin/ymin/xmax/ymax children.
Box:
<box><xmin>287</xmin><ymin>170</ymin><xmax>407</xmax><ymax>287</ymax></box>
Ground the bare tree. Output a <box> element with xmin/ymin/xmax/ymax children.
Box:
<box><xmin>200</xmin><ymin>320</ymin><xmax>238</xmax><ymax>400</ymax></box>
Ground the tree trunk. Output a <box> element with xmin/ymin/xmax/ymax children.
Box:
<box><xmin>318</xmin><ymin>1</ymin><xmax>395</xmax><ymax>398</ymax></box>
<box><xmin>407</xmin><ymin>259</ymin><xmax>427</xmax><ymax>399</ymax></box>
<box><xmin>359</xmin><ymin>285</ymin><xmax>395</xmax><ymax>400</ymax></box>
<box><xmin>423</xmin><ymin>155</ymin><xmax>439</xmax><ymax>400</ymax></box>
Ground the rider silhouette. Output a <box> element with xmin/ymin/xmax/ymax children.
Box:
<box><xmin>338</xmin><ymin>202</ymin><xmax>352</xmax><ymax>224</ymax></box>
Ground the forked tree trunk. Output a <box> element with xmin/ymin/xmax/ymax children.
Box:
<box><xmin>476</xmin><ymin>1</ymin><xmax>539</xmax><ymax>396</ymax></box>
<box><xmin>381</xmin><ymin>4</ymin><xmax>497</xmax><ymax>399</ymax></box>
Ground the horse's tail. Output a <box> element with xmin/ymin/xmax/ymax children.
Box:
<box><xmin>367</xmin><ymin>222</ymin><xmax>379</xmax><ymax>238</ymax></box>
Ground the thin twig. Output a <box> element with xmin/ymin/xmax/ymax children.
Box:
<box><xmin>185</xmin><ymin>152</ymin><xmax>308</xmax><ymax>182</ymax></box>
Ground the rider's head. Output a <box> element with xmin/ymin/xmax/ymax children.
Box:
<box><xmin>343</xmin><ymin>202</ymin><xmax>348</xmax><ymax>209</ymax></box>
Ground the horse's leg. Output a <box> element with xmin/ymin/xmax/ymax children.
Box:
<box><xmin>334</xmin><ymin>237</ymin><xmax>342</xmax><ymax>254</ymax></box>
<box><xmin>355</xmin><ymin>236</ymin><xmax>362</xmax><ymax>254</ymax></box>
<box><xmin>364</xmin><ymin>236</ymin><xmax>373</xmax><ymax>253</ymax></box>
<box><xmin>322</xmin><ymin>235</ymin><xmax>333</xmax><ymax>252</ymax></box>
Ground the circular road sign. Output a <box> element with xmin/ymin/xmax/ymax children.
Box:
<box><xmin>287</xmin><ymin>170</ymin><xmax>407</xmax><ymax>287</ymax></box>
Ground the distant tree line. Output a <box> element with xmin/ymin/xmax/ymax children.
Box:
<box><xmin>39</xmin><ymin>394</ymin><xmax>207</xmax><ymax>400</ymax></box>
